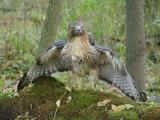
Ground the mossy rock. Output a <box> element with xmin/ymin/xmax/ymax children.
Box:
<box><xmin>0</xmin><ymin>77</ymin><xmax>160</xmax><ymax>120</ymax></box>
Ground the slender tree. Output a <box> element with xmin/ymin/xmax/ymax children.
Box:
<box><xmin>36</xmin><ymin>0</ymin><xmax>63</xmax><ymax>57</ymax></box>
<box><xmin>125</xmin><ymin>0</ymin><xmax>146</xmax><ymax>91</ymax></box>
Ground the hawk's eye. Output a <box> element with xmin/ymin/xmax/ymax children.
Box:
<box><xmin>71</xmin><ymin>26</ymin><xmax>74</xmax><ymax>29</ymax></box>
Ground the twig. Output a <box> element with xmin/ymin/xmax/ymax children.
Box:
<box><xmin>53</xmin><ymin>107</ymin><xmax>58</xmax><ymax>120</ymax></box>
<box><xmin>53</xmin><ymin>91</ymin><xmax>68</xmax><ymax>120</ymax></box>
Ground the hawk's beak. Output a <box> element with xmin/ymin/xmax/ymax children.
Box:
<box><xmin>74</xmin><ymin>26</ymin><xmax>81</xmax><ymax>33</ymax></box>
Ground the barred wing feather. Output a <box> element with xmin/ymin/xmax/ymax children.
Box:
<box><xmin>17</xmin><ymin>41</ymin><xmax>67</xmax><ymax>91</ymax></box>
<box><xmin>97</xmin><ymin>45</ymin><xmax>145</xmax><ymax>101</ymax></box>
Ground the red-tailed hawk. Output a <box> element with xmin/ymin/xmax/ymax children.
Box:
<box><xmin>17</xmin><ymin>21</ymin><xmax>146</xmax><ymax>102</ymax></box>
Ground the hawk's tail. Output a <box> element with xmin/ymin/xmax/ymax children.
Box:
<box><xmin>17</xmin><ymin>73</ymin><xmax>30</xmax><ymax>91</ymax></box>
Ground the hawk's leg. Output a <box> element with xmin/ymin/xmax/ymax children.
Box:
<box><xmin>70</xmin><ymin>72</ymin><xmax>82</xmax><ymax>89</ymax></box>
<box><xmin>75</xmin><ymin>74</ymin><xmax>82</xmax><ymax>89</ymax></box>
<box><xmin>88</xmin><ymin>69</ymin><xmax>99</xmax><ymax>90</ymax></box>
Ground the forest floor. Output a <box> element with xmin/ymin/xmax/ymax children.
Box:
<box><xmin>0</xmin><ymin>77</ymin><xmax>160</xmax><ymax>120</ymax></box>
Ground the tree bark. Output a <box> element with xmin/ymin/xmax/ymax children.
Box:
<box><xmin>36</xmin><ymin>0</ymin><xmax>63</xmax><ymax>57</ymax></box>
<box><xmin>125</xmin><ymin>0</ymin><xmax>146</xmax><ymax>91</ymax></box>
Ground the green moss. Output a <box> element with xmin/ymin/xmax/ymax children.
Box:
<box><xmin>0</xmin><ymin>77</ymin><xmax>160</xmax><ymax>120</ymax></box>
<box><xmin>107</xmin><ymin>110</ymin><xmax>138</xmax><ymax>120</ymax></box>
<box><xmin>61</xmin><ymin>90</ymin><xmax>108</xmax><ymax>120</ymax></box>
<box><xmin>0</xmin><ymin>93</ymin><xmax>7</xmax><ymax>98</ymax></box>
<box><xmin>0</xmin><ymin>81</ymin><xmax>4</xmax><ymax>88</ymax></box>
<box><xmin>66</xmin><ymin>90</ymin><xmax>99</xmax><ymax>110</ymax></box>
<box><xmin>0</xmin><ymin>93</ymin><xmax>9</xmax><ymax>103</ymax></box>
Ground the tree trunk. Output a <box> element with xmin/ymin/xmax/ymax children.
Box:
<box><xmin>125</xmin><ymin>0</ymin><xmax>146</xmax><ymax>91</ymax></box>
<box><xmin>36</xmin><ymin>0</ymin><xmax>63</xmax><ymax>57</ymax></box>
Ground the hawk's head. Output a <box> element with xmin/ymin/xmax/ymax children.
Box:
<box><xmin>68</xmin><ymin>21</ymin><xmax>86</xmax><ymax>37</ymax></box>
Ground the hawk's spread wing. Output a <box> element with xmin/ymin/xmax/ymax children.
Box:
<box><xmin>95</xmin><ymin>45</ymin><xmax>145</xmax><ymax>102</ymax></box>
<box><xmin>18</xmin><ymin>39</ymin><xmax>95</xmax><ymax>90</ymax></box>
<box><xmin>17</xmin><ymin>40</ymin><xmax>67</xmax><ymax>90</ymax></box>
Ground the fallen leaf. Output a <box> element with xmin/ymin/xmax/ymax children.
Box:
<box><xmin>56</xmin><ymin>100</ymin><xmax>61</xmax><ymax>107</ymax></box>
<box><xmin>65</xmin><ymin>86</ymin><xmax>72</xmax><ymax>92</ymax></box>
<box><xmin>125</xmin><ymin>104</ymin><xmax>134</xmax><ymax>110</ymax></box>
<box><xmin>111</xmin><ymin>104</ymin><xmax>134</xmax><ymax>112</ymax></box>
<box><xmin>97</xmin><ymin>99</ymin><xmax>111</xmax><ymax>107</ymax></box>
<box><xmin>66</xmin><ymin>96</ymin><xmax>72</xmax><ymax>103</ymax></box>
<box><xmin>13</xmin><ymin>92</ymin><xmax>19</xmax><ymax>97</ymax></box>
<box><xmin>112</xmin><ymin>104</ymin><xmax>125</xmax><ymax>112</ymax></box>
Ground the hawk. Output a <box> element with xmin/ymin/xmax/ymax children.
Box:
<box><xmin>17</xmin><ymin>21</ymin><xmax>146</xmax><ymax>102</ymax></box>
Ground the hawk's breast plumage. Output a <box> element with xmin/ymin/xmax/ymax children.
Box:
<box><xmin>61</xmin><ymin>36</ymin><xmax>98</xmax><ymax>74</ymax></box>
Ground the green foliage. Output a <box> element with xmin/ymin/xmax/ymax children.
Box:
<box><xmin>58</xmin><ymin>0</ymin><xmax>125</xmax><ymax>43</ymax></box>
<box><xmin>7</xmin><ymin>33</ymin><xmax>36</xmax><ymax>55</ymax></box>
<box><xmin>113</xmin><ymin>42</ymin><xmax>126</xmax><ymax>62</ymax></box>
<box><xmin>0</xmin><ymin>81</ymin><xmax>4</xmax><ymax>88</ymax></box>
<box><xmin>144</xmin><ymin>0</ymin><xmax>160</xmax><ymax>35</ymax></box>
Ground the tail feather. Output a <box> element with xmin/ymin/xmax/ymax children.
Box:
<box><xmin>17</xmin><ymin>73</ymin><xmax>30</xmax><ymax>91</ymax></box>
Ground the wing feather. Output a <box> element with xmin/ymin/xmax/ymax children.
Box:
<box><xmin>17</xmin><ymin>40</ymin><xmax>68</xmax><ymax>91</ymax></box>
<box><xmin>96</xmin><ymin>45</ymin><xmax>145</xmax><ymax>101</ymax></box>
